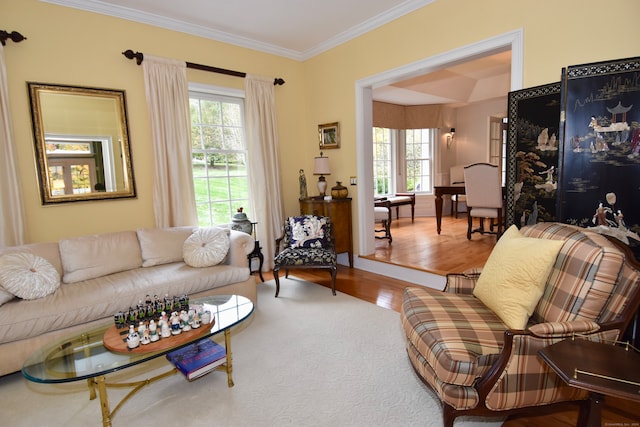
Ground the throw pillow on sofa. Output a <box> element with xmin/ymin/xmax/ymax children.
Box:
<box><xmin>183</xmin><ymin>227</ymin><xmax>230</xmax><ymax>268</ymax></box>
<box><xmin>137</xmin><ymin>226</ymin><xmax>197</xmax><ymax>267</ymax></box>
<box><xmin>0</xmin><ymin>252</ymin><xmax>60</xmax><ymax>302</ymax></box>
<box><xmin>59</xmin><ymin>230</ymin><xmax>142</xmax><ymax>283</ymax></box>
<box><xmin>472</xmin><ymin>225</ymin><xmax>564</xmax><ymax>329</ymax></box>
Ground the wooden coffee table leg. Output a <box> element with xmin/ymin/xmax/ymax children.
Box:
<box><xmin>224</xmin><ymin>329</ymin><xmax>234</xmax><ymax>387</ymax></box>
<box><xmin>577</xmin><ymin>392</ymin><xmax>604</xmax><ymax>427</ymax></box>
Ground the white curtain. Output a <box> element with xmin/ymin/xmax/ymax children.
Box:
<box><xmin>245</xmin><ymin>75</ymin><xmax>284</xmax><ymax>270</ymax></box>
<box><xmin>0</xmin><ymin>43</ymin><xmax>26</xmax><ymax>246</ymax></box>
<box><xmin>142</xmin><ymin>55</ymin><xmax>198</xmax><ymax>227</ymax></box>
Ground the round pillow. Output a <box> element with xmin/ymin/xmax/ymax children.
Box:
<box><xmin>0</xmin><ymin>252</ymin><xmax>60</xmax><ymax>300</ymax></box>
<box><xmin>183</xmin><ymin>227</ymin><xmax>230</xmax><ymax>268</ymax></box>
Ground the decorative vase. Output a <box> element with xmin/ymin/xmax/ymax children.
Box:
<box><xmin>331</xmin><ymin>181</ymin><xmax>348</xmax><ymax>199</ymax></box>
<box><xmin>231</xmin><ymin>207</ymin><xmax>253</xmax><ymax>234</ymax></box>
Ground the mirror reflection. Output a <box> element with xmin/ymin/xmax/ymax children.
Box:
<box><xmin>28</xmin><ymin>82</ymin><xmax>136</xmax><ymax>204</ymax></box>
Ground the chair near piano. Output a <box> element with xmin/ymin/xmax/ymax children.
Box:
<box><xmin>449</xmin><ymin>165</ymin><xmax>467</xmax><ymax>218</ymax></box>
<box><xmin>463</xmin><ymin>163</ymin><xmax>503</xmax><ymax>240</ymax></box>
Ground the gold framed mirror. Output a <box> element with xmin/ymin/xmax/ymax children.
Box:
<box><xmin>27</xmin><ymin>82</ymin><xmax>136</xmax><ymax>204</ymax></box>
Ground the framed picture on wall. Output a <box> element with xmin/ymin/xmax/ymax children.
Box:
<box><xmin>318</xmin><ymin>122</ymin><xmax>340</xmax><ymax>149</ymax></box>
<box><xmin>506</xmin><ymin>82</ymin><xmax>562</xmax><ymax>228</ymax></box>
<box><xmin>558</xmin><ymin>55</ymin><xmax>640</xmax><ymax>258</ymax></box>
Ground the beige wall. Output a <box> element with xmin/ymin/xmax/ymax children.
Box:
<box><xmin>3</xmin><ymin>0</ymin><xmax>304</xmax><ymax>242</ymax></box>
<box><xmin>3</xmin><ymin>0</ymin><xmax>640</xmax><ymax>252</ymax></box>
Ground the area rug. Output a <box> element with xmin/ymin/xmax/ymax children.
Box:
<box><xmin>0</xmin><ymin>278</ymin><xmax>504</xmax><ymax>426</ymax></box>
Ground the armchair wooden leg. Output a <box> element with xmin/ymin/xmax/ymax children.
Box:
<box><xmin>273</xmin><ymin>269</ymin><xmax>281</xmax><ymax>297</ymax></box>
<box><xmin>330</xmin><ymin>266</ymin><xmax>337</xmax><ymax>296</ymax></box>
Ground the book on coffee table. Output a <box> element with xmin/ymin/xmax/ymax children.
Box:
<box><xmin>166</xmin><ymin>338</ymin><xmax>226</xmax><ymax>381</ymax></box>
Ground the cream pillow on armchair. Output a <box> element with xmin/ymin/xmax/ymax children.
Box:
<box><xmin>473</xmin><ymin>225</ymin><xmax>564</xmax><ymax>329</ymax></box>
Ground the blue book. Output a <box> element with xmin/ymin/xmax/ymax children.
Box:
<box><xmin>166</xmin><ymin>338</ymin><xmax>226</xmax><ymax>380</ymax></box>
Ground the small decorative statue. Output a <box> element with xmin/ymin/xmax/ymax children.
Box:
<box><xmin>201</xmin><ymin>310</ymin><xmax>212</xmax><ymax>325</ymax></box>
<box><xmin>149</xmin><ymin>319</ymin><xmax>159</xmax><ymax>342</ymax></box>
<box><xmin>114</xmin><ymin>311</ymin><xmax>126</xmax><ymax>329</ymax></box>
<box><xmin>170</xmin><ymin>311</ymin><xmax>181</xmax><ymax>335</ymax></box>
<box><xmin>159</xmin><ymin>312</ymin><xmax>171</xmax><ymax>338</ymax></box>
<box><xmin>192</xmin><ymin>311</ymin><xmax>201</xmax><ymax>329</ymax></box>
<box><xmin>141</xmin><ymin>327</ymin><xmax>151</xmax><ymax>345</ymax></box>
<box><xmin>126</xmin><ymin>325</ymin><xmax>140</xmax><ymax>349</ymax></box>
<box><xmin>180</xmin><ymin>310</ymin><xmax>191</xmax><ymax>332</ymax></box>
<box><xmin>299</xmin><ymin>169</ymin><xmax>308</xmax><ymax>200</ymax></box>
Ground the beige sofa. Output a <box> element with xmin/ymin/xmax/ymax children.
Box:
<box><xmin>0</xmin><ymin>226</ymin><xmax>257</xmax><ymax>376</ymax></box>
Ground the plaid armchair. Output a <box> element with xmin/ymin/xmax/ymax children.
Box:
<box><xmin>401</xmin><ymin>222</ymin><xmax>640</xmax><ymax>426</ymax></box>
<box><xmin>273</xmin><ymin>215</ymin><xmax>337</xmax><ymax>297</ymax></box>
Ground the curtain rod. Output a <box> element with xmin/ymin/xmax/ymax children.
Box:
<box><xmin>122</xmin><ymin>49</ymin><xmax>285</xmax><ymax>86</ymax></box>
<box><xmin>0</xmin><ymin>30</ymin><xmax>26</xmax><ymax>46</ymax></box>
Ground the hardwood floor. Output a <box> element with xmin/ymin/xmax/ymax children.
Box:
<box><xmin>261</xmin><ymin>215</ymin><xmax>640</xmax><ymax>426</ymax></box>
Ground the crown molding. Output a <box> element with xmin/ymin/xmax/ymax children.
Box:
<box><xmin>41</xmin><ymin>0</ymin><xmax>435</xmax><ymax>61</ymax></box>
<box><xmin>300</xmin><ymin>0</ymin><xmax>435</xmax><ymax>60</ymax></box>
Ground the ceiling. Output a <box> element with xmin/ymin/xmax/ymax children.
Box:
<box><xmin>44</xmin><ymin>0</ymin><xmax>511</xmax><ymax>106</ymax></box>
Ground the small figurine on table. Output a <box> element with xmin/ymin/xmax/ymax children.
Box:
<box><xmin>149</xmin><ymin>319</ymin><xmax>159</xmax><ymax>342</ymax></box>
<box><xmin>180</xmin><ymin>310</ymin><xmax>191</xmax><ymax>331</ymax></box>
<box><xmin>170</xmin><ymin>311</ymin><xmax>181</xmax><ymax>335</ymax></box>
<box><xmin>159</xmin><ymin>312</ymin><xmax>171</xmax><ymax>338</ymax></box>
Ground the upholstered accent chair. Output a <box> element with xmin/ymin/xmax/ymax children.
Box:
<box><xmin>463</xmin><ymin>163</ymin><xmax>503</xmax><ymax>239</ymax></box>
<box><xmin>449</xmin><ymin>165</ymin><xmax>467</xmax><ymax>218</ymax></box>
<box><xmin>273</xmin><ymin>215</ymin><xmax>337</xmax><ymax>297</ymax></box>
<box><xmin>374</xmin><ymin>198</ymin><xmax>392</xmax><ymax>243</ymax></box>
<box><xmin>401</xmin><ymin>222</ymin><xmax>640</xmax><ymax>427</ymax></box>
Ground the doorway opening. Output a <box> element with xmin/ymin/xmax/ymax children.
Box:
<box><xmin>353</xmin><ymin>29</ymin><xmax>524</xmax><ymax>281</ymax></box>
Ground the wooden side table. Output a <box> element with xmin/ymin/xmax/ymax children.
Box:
<box><xmin>538</xmin><ymin>338</ymin><xmax>640</xmax><ymax>427</ymax></box>
<box><xmin>299</xmin><ymin>197</ymin><xmax>353</xmax><ymax>267</ymax></box>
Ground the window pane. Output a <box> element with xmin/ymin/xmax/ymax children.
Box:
<box><xmin>373</xmin><ymin>127</ymin><xmax>393</xmax><ymax>196</ymax></box>
<box><xmin>405</xmin><ymin>128</ymin><xmax>434</xmax><ymax>193</ymax></box>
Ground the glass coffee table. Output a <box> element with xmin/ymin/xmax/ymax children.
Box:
<box><xmin>22</xmin><ymin>295</ymin><xmax>254</xmax><ymax>427</ymax></box>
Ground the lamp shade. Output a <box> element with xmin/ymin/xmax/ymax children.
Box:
<box><xmin>313</xmin><ymin>156</ymin><xmax>330</xmax><ymax>175</ymax></box>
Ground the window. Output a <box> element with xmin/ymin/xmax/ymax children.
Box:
<box><xmin>373</xmin><ymin>127</ymin><xmax>434</xmax><ymax>196</ymax></box>
<box><xmin>189</xmin><ymin>90</ymin><xmax>250</xmax><ymax>227</ymax></box>
<box><xmin>405</xmin><ymin>129</ymin><xmax>434</xmax><ymax>193</ymax></box>
<box><xmin>372</xmin><ymin>127</ymin><xmax>393</xmax><ymax>196</ymax></box>
<box><xmin>489</xmin><ymin>116</ymin><xmax>508</xmax><ymax>185</ymax></box>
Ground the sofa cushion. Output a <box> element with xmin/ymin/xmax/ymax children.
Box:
<box><xmin>520</xmin><ymin>223</ymin><xmax>625</xmax><ymax>323</ymax></box>
<box><xmin>0</xmin><ymin>252</ymin><xmax>60</xmax><ymax>301</ymax></box>
<box><xmin>401</xmin><ymin>287</ymin><xmax>505</xmax><ymax>387</ymax></box>
<box><xmin>0</xmin><ymin>287</ymin><xmax>13</xmax><ymax>306</ymax></box>
<box><xmin>473</xmin><ymin>225</ymin><xmax>564</xmax><ymax>329</ymax></box>
<box><xmin>59</xmin><ymin>231</ymin><xmax>143</xmax><ymax>283</ymax></box>
<box><xmin>183</xmin><ymin>227</ymin><xmax>230</xmax><ymax>267</ymax></box>
<box><xmin>137</xmin><ymin>226</ymin><xmax>197</xmax><ymax>267</ymax></box>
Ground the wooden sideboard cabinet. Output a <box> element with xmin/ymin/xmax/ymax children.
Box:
<box><xmin>299</xmin><ymin>197</ymin><xmax>353</xmax><ymax>268</ymax></box>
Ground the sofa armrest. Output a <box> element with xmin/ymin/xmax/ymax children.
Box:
<box><xmin>444</xmin><ymin>268</ymin><xmax>482</xmax><ymax>294</ymax></box>
<box><xmin>226</xmin><ymin>230</ymin><xmax>255</xmax><ymax>268</ymax></box>
<box><xmin>528</xmin><ymin>320</ymin><xmax>601</xmax><ymax>338</ymax></box>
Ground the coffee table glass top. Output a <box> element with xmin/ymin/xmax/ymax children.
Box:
<box><xmin>22</xmin><ymin>295</ymin><xmax>253</xmax><ymax>383</ymax></box>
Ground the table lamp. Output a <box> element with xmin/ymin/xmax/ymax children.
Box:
<box><xmin>313</xmin><ymin>152</ymin><xmax>331</xmax><ymax>196</ymax></box>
